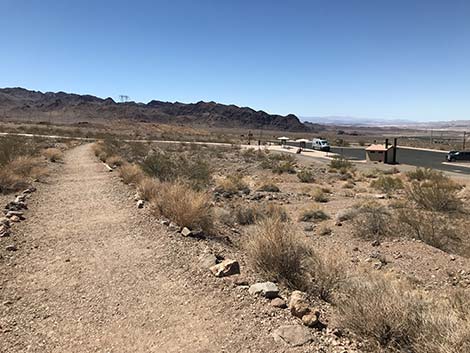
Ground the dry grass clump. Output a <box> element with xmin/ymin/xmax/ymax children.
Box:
<box><xmin>215</xmin><ymin>174</ymin><xmax>250</xmax><ymax>196</ymax></box>
<box><xmin>406</xmin><ymin>175</ymin><xmax>462</xmax><ymax>212</ymax></box>
<box><xmin>297</xmin><ymin>169</ymin><xmax>315</xmax><ymax>183</ymax></box>
<box><xmin>137</xmin><ymin>176</ymin><xmax>161</xmax><ymax>202</ymax></box>
<box><xmin>299</xmin><ymin>206</ymin><xmax>329</xmax><ymax>222</ymax></box>
<box><xmin>233</xmin><ymin>203</ymin><xmax>289</xmax><ymax>225</ymax></box>
<box><xmin>406</xmin><ymin>167</ymin><xmax>442</xmax><ymax>182</ymax></box>
<box><xmin>141</xmin><ymin>151</ymin><xmax>211</xmax><ymax>190</ymax></box>
<box><xmin>336</xmin><ymin>273</ymin><xmax>470</xmax><ymax>353</ymax></box>
<box><xmin>106</xmin><ymin>155</ymin><xmax>125</xmax><ymax>168</ymax></box>
<box><xmin>329</xmin><ymin>156</ymin><xmax>353</xmax><ymax>171</ymax></box>
<box><xmin>312</xmin><ymin>188</ymin><xmax>329</xmax><ymax>202</ymax></box>
<box><xmin>336</xmin><ymin>273</ymin><xmax>426</xmax><ymax>351</ymax></box>
<box><xmin>152</xmin><ymin>181</ymin><xmax>213</xmax><ymax>233</ymax></box>
<box><xmin>0</xmin><ymin>156</ymin><xmax>46</xmax><ymax>194</ymax></box>
<box><xmin>246</xmin><ymin>217</ymin><xmax>313</xmax><ymax>288</ymax></box>
<box><xmin>257</xmin><ymin>182</ymin><xmax>280</xmax><ymax>192</ymax></box>
<box><xmin>352</xmin><ymin>201</ymin><xmax>390</xmax><ymax>240</ymax></box>
<box><xmin>42</xmin><ymin>148</ymin><xmax>63</xmax><ymax>162</ymax></box>
<box><xmin>370</xmin><ymin>175</ymin><xmax>404</xmax><ymax>194</ymax></box>
<box><xmin>119</xmin><ymin>163</ymin><xmax>145</xmax><ymax>185</ymax></box>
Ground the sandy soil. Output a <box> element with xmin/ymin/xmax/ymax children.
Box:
<box><xmin>0</xmin><ymin>144</ymin><xmax>325</xmax><ymax>353</ymax></box>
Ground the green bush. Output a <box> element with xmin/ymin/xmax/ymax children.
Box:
<box><xmin>297</xmin><ymin>169</ymin><xmax>315</xmax><ymax>183</ymax></box>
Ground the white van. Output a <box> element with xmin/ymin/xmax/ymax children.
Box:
<box><xmin>312</xmin><ymin>138</ymin><xmax>330</xmax><ymax>152</ymax></box>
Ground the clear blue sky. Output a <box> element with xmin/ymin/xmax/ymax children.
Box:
<box><xmin>1</xmin><ymin>0</ymin><xmax>469</xmax><ymax>121</ymax></box>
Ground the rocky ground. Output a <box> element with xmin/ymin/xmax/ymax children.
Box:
<box><xmin>0</xmin><ymin>144</ymin><xmax>359</xmax><ymax>353</ymax></box>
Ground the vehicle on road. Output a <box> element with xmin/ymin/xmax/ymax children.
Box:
<box><xmin>446</xmin><ymin>150</ymin><xmax>470</xmax><ymax>162</ymax></box>
<box><xmin>312</xmin><ymin>138</ymin><xmax>330</xmax><ymax>152</ymax></box>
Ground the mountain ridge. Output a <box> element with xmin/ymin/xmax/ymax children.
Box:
<box><xmin>0</xmin><ymin>87</ymin><xmax>308</xmax><ymax>131</ymax></box>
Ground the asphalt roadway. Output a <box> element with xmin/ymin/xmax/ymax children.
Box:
<box><xmin>330</xmin><ymin>147</ymin><xmax>470</xmax><ymax>175</ymax></box>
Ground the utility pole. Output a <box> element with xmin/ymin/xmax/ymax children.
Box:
<box><xmin>119</xmin><ymin>95</ymin><xmax>130</xmax><ymax>103</ymax></box>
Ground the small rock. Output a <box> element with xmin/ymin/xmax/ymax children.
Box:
<box><xmin>9</xmin><ymin>216</ymin><xmax>21</xmax><ymax>223</ymax></box>
<box><xmin>136</xmin><ymin>200</ymin><xmax>145</xmax><ymax>208</ymax></box>
<box><xmin>181</xmin><ymin>227</ymin><xmax>192</xmax><ymax>237</ymax></box>
<box><xmin>450</xmin><ymin>255</ymin><xmax>456</xmax><ymax>261</ymax></box>
<box><xmin>168</xmin><ymin>223</ymin><xmax>181</xmax><ymax>232</ymax></box>
<box><xmin>231</xmin><ymin>275</ymin><xmax>249</xmax><ymax>286</ymax></box>
<box><xmin>271</xmin><ymin>298</ymin><xmax>287</xmax><ymax>308</ymax></box>
<box><xmin>160</xmin><ymin>220</ymin><xmax>170</xmax><ymax>226</ymax></box>
<box><xmin>248</xmin><ymin>282</ymin><xmax>279</xmax><ymax>299</ymax></box>
<box><xmin>0</xmin><ymin>226</ymin><xmax>10</xmax><ymax>238</ymax></box>
<box><xmin>210</xmin><ymin>259</ymin><xmax>240</xmax><ymax>277</ymax></box>
<box><xmin>303</xmin><ymin>225</ymin><xmax>314</xmax><ymax>232</ymax></box>
<box><xmin>5</xmin><ymin>245</ymin><xmax>17</xmax><ymax>252</ymax></box>
<box><xmin>371</xmin><ymin>239</ymin><xmax>381</xmax><ymax>247</ymax></box>
<box><xmin>5</xmin><ymin>211</ymin><xmax>23</xmax><ymax>218</ymax></box>
<box><xmin>302</xmin><ymin>313</ymin><xmax>319</xmax><ymax>328</ymax></box>
<box><xmin>352</xmin><ymin>247</ymin><xmax>359</xmax><ymax>252</ymax></box>
<box><xmin>289</xmin><ymin>291</ymin><xmax>310</xmax><ymax>318</ymax></box>
<box><xmin>272</xmin><ymin>325</ymin><xmax>312</xmax><ymax>347</ymax></box>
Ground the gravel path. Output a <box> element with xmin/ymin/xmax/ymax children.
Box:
<box><xmin>0</xmin><ymin>144</ymin><xmax>299</xmax><ymax>353</ymax></box>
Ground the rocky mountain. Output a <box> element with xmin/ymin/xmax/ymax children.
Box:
<box><xmin>0</xmin><ymin>87</ymin><xmax>307</xmax><ymax>131</ymax></box>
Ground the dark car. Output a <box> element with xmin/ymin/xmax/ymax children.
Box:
<box><xmin>446</xmin><ymin>150</ymin><xmax>470</xmax><ymax>162</ymax></box>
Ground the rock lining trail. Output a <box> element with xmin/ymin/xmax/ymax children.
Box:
<box><xmin>0</xmin><ymin>144</ymin><xmax>302</xmax><ymax>353</ymax></box>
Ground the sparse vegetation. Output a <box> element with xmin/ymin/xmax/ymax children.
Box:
<box><xmin>312</xmin><ymin>188</ymin><xmax>329</xmax><ymax>202</ymax></box>
<box><xmin>119</xmin><ymin>163</ymin><xmax>145</xmax><ymax>185</ymax></box>
<box><xmin>42</xmin><ymin>148</ymin><xmax>63</xmax><ymax>162</ymax></box>
<box><xmin>406</xmin><ymin>176</ymin><xmax>462</xmax><ymax>212</ymax></box>
<box><xmin>152</xmin><ymin>181</ymin><xmax>214</xmax><ymax>233</ymax></box>
<box><xmin>329</xmin><ymin>156</ymin><xmax>353</xmax><ymax>170</ymax></box>
<box><xmin>352</xmin><ymin>201</ymin><xmax>390</xmax><ymax>240</ymax></box>
<box><xmin>299</xmin><ymin>207</ymin><xmax>329</xmax><ymax>222</ymax></box>
<box><xmin>257</xmin><ymin>182</ymin><xmax>280</xmax><ymax>192</ymax></box>
<box><xmin>370</xmin><ymin>175</ymin><xmax>404</xmax><ymax>194</ymax></box>
<box><xmin>297</xmin><ymin>169</ymin><xmax>315</xmax><ymax>183</ymax></box>
<box><xmin>215</xmin><ymin>174</ymin><xmax>250</xmax><ymax>196</ymax></box>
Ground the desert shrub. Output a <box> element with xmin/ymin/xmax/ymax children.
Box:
<box><xmin>352</xmin><ymin>202</ymin><xmax>390</xmax><ymax>240</ymax></box>
<box><xmin>233</xmin><ymin>203</ymin><xmax>289</xmax><ymax>225</ymax></box>
<box><xmin>297</xmin><ymin>169</ymin><xmax>315</xmax><ymax>183</ymax></box>
<box><xmin>215</xmin><ymin>174</ymin><xmax>250</xmax><ymax>196</ymax></box>
<box><xmin>317</xmin><ymin>224</ymin><xmax>332</xmax><ymax>236</ymax></box>
<box><xmin>106</xmin><ymin>155</ymin><xmax>125</xmax><ymax>168</ymax></box>
<box><xmin>0</xmin><ymin>156</ymin><xmax>46</xmax><ymax>194</ymax></box>
<box><xmin>246</xmin><ymin>217</ymin><xmax>313</xmax><ymax>288</ymax></box>
<box><xmin>309</xmin><ymin>252</ymin><xmax>345</xmax><ymax>302</ymax></box>
<box><xmin>407</xmin><ymin>176</ymin><xmax>462</xmax><ymax>212</ymax></box>
<box><xmin>141</xmin><ymin>151</ymin><xmax>211</xmax><ymax>189</ymax></box>
<box><xmin>119</xmin><ymin>163</ymin><xmax>145</xmax><ymax>185</ymax></box>
<box><xmin>257</xmin><ymin>183</ymin><xmax>280</xmax><ymax>192</ymax></box>
<box><xmin>337</xmin><ymin>274</ymin><xmax>470</xmax><ymax>353</ymax></box>
<box><xmin>381</xmin><ymin>167</ymin><xmax>400</xmax><ymax>175</ymax></box>
<box><xmin>137</xmin><ymin>176</ymin><xmax>161</xmax><ymax>202</ymax></box>
<box><xmin>152</xmin><ymin>181</ymin><xmax>213</xmax><ymax>233</ymax></box>
<box><xmin>342</xmin><ymin>180</ymin><xmax>355</xmax><ymax>189</ymax></box>
<box><xmin>272</xmin><ymin>160</ymin><xmax>296</xmax><ymax>174</ymax></box>
<box><xmin>336</xmin><ymin>273</ymin><xmax>426</xmax><ymax>351</ymax></box>
<box><xmin>312</xmin><ymin>188</ymin><xmax>329</xmax><ymax>203</ymax></box>
<box><xmin>0</xmin><ymin>136</ymin><xmax>39</xmax><ymax>166</ymax></box>
<box><xmin>299</xmin><ymin>207</ymin><xmax>329</xmax><ymax>222</ymax></box>
<box><xmin>394</xmin><ymin>207</ymin><xmax>466</xmax><ymax>255</ymax></box>
<box><xmin>406</xmin><ymin>167</ymin><xmax>442</xmax><ymax>182</ymax></box>
<box><xmin>329</xmin><ymin>156</ymin><xmax>352</xmax><ymax>170</ymax></box>
<box><xmin>335</xmin><ymin>207</ymin><xmax>359</xmax><ymax>222</ymax></box>
<box><xmin>42</xmin><ymin>148</ymin><xmax>63</xmax><ymax>162</ymax></box>
<box><xmin>370</xmin><ymin>175</ymin><xmax>404</xmax><ymax>194</ymax></box>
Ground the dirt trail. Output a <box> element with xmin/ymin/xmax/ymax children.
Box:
<box><xmin>0</xmin><ymin>144</ymin><xmax>288</xmax><ymax>353</ymax></box>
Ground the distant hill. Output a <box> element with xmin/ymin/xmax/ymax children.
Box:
<box><xmin>0</xmin><ymin>87</ymin><xmax>308</xmax><ymax>131</ymax></box>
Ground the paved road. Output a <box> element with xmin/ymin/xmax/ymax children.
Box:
<box><xmin>331</xmin><ymin>147</ymin><xmax>470</xmax><ymax>175</ymax></box>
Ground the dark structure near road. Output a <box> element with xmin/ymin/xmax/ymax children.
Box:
<box><xmin>365</xmin><ymin>138</ymin><xmax>398</xmax><ymax>164</ymax></box>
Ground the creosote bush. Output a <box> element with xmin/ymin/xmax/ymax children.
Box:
<box><xmin>352</xmin><ymin>201</ymin><xmax>390</xmax><ymax>240</ymax></box>
<box><xmin>312</xmin><ymin>188</ymin><xmax>329</xmax><ymax>203</ymax></box>
<box><xmin>297</xmin><ymin>169</ymin><xmax>315</xmax><ymax>183</ymax></box>
<box><xmin>137</xmin><ymin>176</ymin><xmax>161</xmax><ymax>202</ymax></box>
<box><xmin>406</xmin><ymin>176</ymin><xmax>462</xmax><ymax>212</ymax></box>
<box><xmin>329</xmin><ymin>156</ymin><xmax>353</xmax><ymax>170</ymax></box>
<box><xmin>370</xmin><ymin>175</ymin><xmax>404</xmax><ymax>194</ymax></box>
